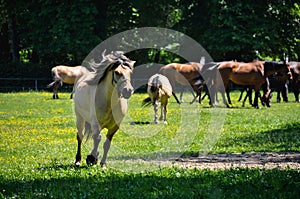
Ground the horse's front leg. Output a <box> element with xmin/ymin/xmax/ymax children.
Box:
<box><xmin>253</xmin><ymin>91</ymin><xmax>260</xmax><ymax>109</ymax></box>
<box><xmin>160</xmin><ymin>100</ymin><xmax>168</xmax><ymax>124</ymax></box>
<box><xmin>100</xmin><ymin>128</ymin><xmax>118</xmax><ymax>167</ymax></box>
<box><xmin>86</xmin><ymin>119</ymin><xmax>101</xmax><ymax>166</ymax></box>
<box><xmin>153</xmin><ymin>101</ymin><xmax>159</xmax><ymax>124</ymax></box>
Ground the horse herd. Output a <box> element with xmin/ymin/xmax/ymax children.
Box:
<box><xmin>47</xmin><ymin>51</ymin><xmax>300</xmax><ymax>166</ymax></box>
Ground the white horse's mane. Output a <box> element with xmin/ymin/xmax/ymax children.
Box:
<box><xmin>83</xmin><ymin>50</ymin><xmax>132</xmax><ymax>85</ymax></box>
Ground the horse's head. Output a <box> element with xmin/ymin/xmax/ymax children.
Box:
<box><xmin>112</xmin><ymin>59</ymin><xmax>135</xmax><ymax>99</ymax></box>
<box><xmin>265</xmin><ymin>61</ymin><xmax>292</xmax><ymax>80</ymax></box>
<box><xmin>277</xmin><ymin>62</ymin><xmax>293</xmax><ymax>80</ymax></box>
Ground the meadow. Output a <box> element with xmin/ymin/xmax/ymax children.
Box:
<box><xmin>0</xmin><ymin>91</ymin><xmax>299</xmax><ymax>198</ymax></box>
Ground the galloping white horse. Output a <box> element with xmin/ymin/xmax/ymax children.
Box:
<box><xmin>48</xmin><ymin>65</ymin><xmax>89</xmax><ymax>99</ymax></box>
<box><xmin>142</xmin><ymin>74</ymin><xmax>172</xmax><ymax>124</ymax></box>
<box><xmin>74</xmin><ymin>51</ymin><xmax>135</xmax><ymax>167</ymax></box>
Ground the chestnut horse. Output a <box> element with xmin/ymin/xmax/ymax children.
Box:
<box><xmin>48</xmin><ymin>65</ymin><xmax>89</xmax><ymax>99</ymax></box>
<box><xmin>142</xmin><ymin>74</ymin><xmax>172</xmax><ymax>124</ymax></box>
<box><xmin>159</xmin><ymin>62</ymin><xmax>204</xmax><ymax>104</ymax></box>
<box><xmin>216</xmin><ymin>61</ymin><xmax>290</xmax><ymax>108</ymax></box>
<box><xmin>74</xmin><ymin>51</ymin><xmax>135</xmax><ymax>167</ymax></box>
<box><xmin>289</xmin><ymin>62</ymin><xmax>300</xmax><ymax>102</ymax></box>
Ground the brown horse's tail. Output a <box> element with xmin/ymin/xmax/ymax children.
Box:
<box><xmin>142</xmin><ymin>97</ymin><xmax>152</xmax><ymax>107</ymax></box>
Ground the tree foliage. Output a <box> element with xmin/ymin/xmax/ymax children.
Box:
<box><xmin>0</xmin><ymin>0</ymin><xmax>299</xmax><ymax>73</ymax></box>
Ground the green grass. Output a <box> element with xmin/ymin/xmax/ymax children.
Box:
<box><xmin>0</xmin><ymin>91</ymin><xmax>299</xmax><ymax>198</ymax></box>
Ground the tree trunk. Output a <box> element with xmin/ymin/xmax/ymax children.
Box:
<box><xmin>7</xmin><ymin>12</ymin><xmax>20</xmax><ymax>63</ymax></box>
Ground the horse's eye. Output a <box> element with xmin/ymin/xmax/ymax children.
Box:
<box><xmin>114</xmin><ymin>71</ymin><xmax>121</xmax><ymax>76</ymax></box>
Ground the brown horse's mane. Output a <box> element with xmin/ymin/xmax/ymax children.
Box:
<box><xmin>82</xmin><ymin>51</ymin><xmax>132</xmax><ymax>85</ymax></box>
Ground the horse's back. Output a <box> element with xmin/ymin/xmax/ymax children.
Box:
<box><xmin>148</xmin><ymin>74</ymin><xmax>172</xmax><ymax>97</ymax></box>
<box><xmin>218</xmin><ymin>61</ymin><xmax>265</xmax><ymax>86</ymax></box>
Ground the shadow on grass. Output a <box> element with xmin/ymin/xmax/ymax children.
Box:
<box><xmin>1</xmin><ymin>167</ymin><xmax>300</xmax><ymax>198</ymax></box>
<box><xmin>182</xmin><ymin>122</ymin><xmax>300</xmax><ymax>157</ymax></box>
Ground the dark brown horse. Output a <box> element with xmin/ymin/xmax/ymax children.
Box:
<box><xmin>289</xmin><ymin>62</ymin><xmax>300</xmax><ymax>102</ymax></box>
<box><xmin>269</xmin><ymin>70</ymin><xmax>291</xmax><ymax>103</ymax></box>
<box><xmin>159</xmin><ymin>62</ymin><xmax>204</xmax><ymax>104</ymax></box>
<box><xmin>239</xmin><ymin>64</ymin><xmax>293</xmax><ymax>105</ymax></box>
<box><xmin>216</xmin><ymin>61</ymin><xmax>290</xmax><ymax>108</ymax></box>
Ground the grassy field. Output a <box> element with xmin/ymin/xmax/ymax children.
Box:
<box><xmin>0</xmin><ymin>91</ymin><xmax>299</xmax><ymax>198</ymax></box>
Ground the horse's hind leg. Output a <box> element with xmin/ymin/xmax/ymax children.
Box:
<box><xmin>238</xmin><ymin>88</ymin><xmax>245</xmax><ymax>102</ymax></box>
<box><xmin>172</xmin><ymin>92</ymin><xmax>181</xmax><ymax>104</ymax></box>
<box><xmin>86</xmin><ymin>119</ymin><xmax>101</xmax><ymax>166</ymax></box>
<box><xmin>53</xmin><ymin>81</ymin><xmax>60</xmax><ymax>99</ymax></box>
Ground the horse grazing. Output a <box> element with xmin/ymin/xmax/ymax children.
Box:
<box><xmin>289</xmin><ymin>62</ymin><xmax>300</xmax><ymax>102</ymax></box>
<box><xmin>159</xmin><ymin>62</ymin><xmax>204</xmax><ymax>104</ymax></box>
<box><xmin>142</xmin><ymin>74</ymin><xmax>172</xmax><ymax>124</ymax></box>
<box><xmin>269</xmin><ymin>69</ymin><xmax>292</xmax><ymax>103</ymax></box>
<box><xmin>216</xmin><ymin>61</ymin><xmax>290</xmax><ymax>108</ymax></box>
<box><xmin>48</xmin><ymin>65</ymin><xmax>89</xmax><ymax>99</ymax></box>
<box><xmin>74</xmin><ymin>51</ymin><xmax>135</xmax><ymax>167</ymax></box>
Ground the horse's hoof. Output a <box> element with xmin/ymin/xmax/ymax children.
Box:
<box><xmin>75</xmin><ymin>161</ymin><xmax>81</xmax><ymax>167</ymax></box>
<box><xmin>100</xmin><ymin>162</ymin><xmax>106</xmax><ymax>168</ymax></box>
<box><xmin>163</xmin><ymin>121</ymin><xmax>168</xmax><ymax>125</ymax></box>
<box><xmin>86</xmin><ymin>154</ymin><xmax>98</xmax><ymax>166</ymax></box>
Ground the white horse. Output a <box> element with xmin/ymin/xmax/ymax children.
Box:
<box><xmin>74</xmin><ymin>51</ymin><xmax>135</xmax><ymax>167</ymax></box>
<box><xmin>142</xmin><ymin>74</ymin><xmax>172</xmax><ymax>124</ymax></box>
<box><xmin>47</xmin><ymin>65</ymin><xmax>89</xmax><ymax>99</ymax></box>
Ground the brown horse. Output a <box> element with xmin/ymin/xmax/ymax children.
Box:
<box><xmin>216</xmin><ymin>61</ymin><xmax>290</xmax><ymax>108</ymax></box>
<box><xmin>239</xmin><ymin>64</ymin><xmax>293</xmax><ymax>105</ymax></box>
<box><xmin>48</xmin><ymin>65</ymin><xmax>89</xmax><ymax>99</ymax></box>
<box><xmin>142</xmin><ymin>74</ymin><xmax>173</xmax><ymax>124</ymax></box>
<box><xmin>159</xmin><ymin>62</ymin><xmax>204</xmax><ymax>104</ymax></box>
<box><xmin>289</xmin><ymin>62</ymin><xmax>300</xmax><ymax>102</ymax></box>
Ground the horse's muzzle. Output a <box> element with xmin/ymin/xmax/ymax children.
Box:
<box><xmin>121</xmin><ymin>87</ymin><xmax>134</xmax><ymax>99</ymax></box>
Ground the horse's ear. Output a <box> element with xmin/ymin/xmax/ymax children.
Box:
<box><xmin>129</xmin><ymin>60</ymin><xmax>136</xmax><ymax>68</ymax></box>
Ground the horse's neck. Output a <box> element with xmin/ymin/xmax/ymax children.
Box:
<box><xmin>99</xmin><ymin>71</ymin><xmax>115</xmax><ymax>100</ymax></box>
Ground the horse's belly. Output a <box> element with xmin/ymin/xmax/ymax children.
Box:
<box><xmin>230</xmin><ymin>73</ymin><xmax>259</xmax><ymax>85</ymax></box>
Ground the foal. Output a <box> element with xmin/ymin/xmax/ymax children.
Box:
<box><xmin>143</xmin><ymin>74</ymin><xmax>172</xmax><ymax>124</ymax></box>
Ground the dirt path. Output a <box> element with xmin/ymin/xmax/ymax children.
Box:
<box><xmin>156</xmin><ymin>152</ymin><xmax>300</xmax><ymax>170</ymax></box>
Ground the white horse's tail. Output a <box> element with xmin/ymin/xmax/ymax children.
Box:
<box><xmin>47</xmin><ymin>78</ymin><xmax>62</xmax><ymax>88</ymax></box>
